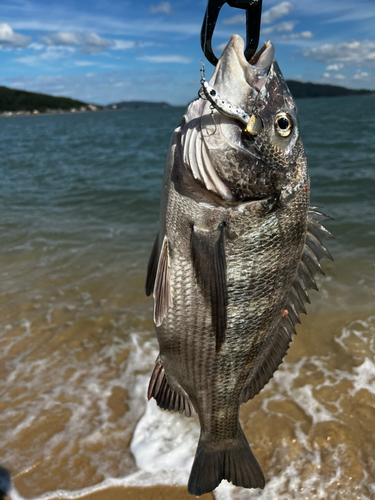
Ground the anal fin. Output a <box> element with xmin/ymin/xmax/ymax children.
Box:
<box><xmin>148</xmin><ymin>357</ymin><xmax>196</xmax><ymax>418</ymax></box>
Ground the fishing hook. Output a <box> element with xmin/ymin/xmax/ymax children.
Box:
<box><xmin>201</xmin><ymin>0</ymin><xmax>263</xmax><ymax>66</ymax></box>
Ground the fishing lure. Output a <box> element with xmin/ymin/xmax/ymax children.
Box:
<box><xmin>199</xmin><ymin>62</ymin><xmax>263</xmax><ymax>136</ymax></box>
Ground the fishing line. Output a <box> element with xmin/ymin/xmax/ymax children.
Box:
<box><xmin>199</xmin><ymin>0</ymin><xmax>218</xmax><ymax>135</ymax></box>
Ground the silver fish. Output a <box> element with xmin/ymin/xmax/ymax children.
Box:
<box><xmin>145</xmin><ymin>34</ymin><xmax>333</xmax><ymax>496</ymax></box>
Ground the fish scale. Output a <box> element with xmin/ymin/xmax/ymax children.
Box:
<box><xmin>146</xmin><ymin>34</ymin><xmax>332</xmax><ymax>496</ymax></box>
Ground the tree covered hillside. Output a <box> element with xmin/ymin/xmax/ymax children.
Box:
<box><xmin>0</xmin><ymin>86</ymin><xmax>95</xmax><ymax>113</ymax></box>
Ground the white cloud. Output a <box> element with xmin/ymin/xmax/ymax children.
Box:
<box><xmin>15</xmin><ymin>55</ymin><xmax>40</xmax><ymax>66</ymax></box>
<box><xmin>8</xmin><ymin>81</ymin><xmax>25</xmax><ymax>88</ymax></box>
<box><xmin>41</xmin><ymin>32</ymin><xmax>80</xmax><ymax>46</ymax></box>
<box><xmin>326</xmin><ymin>63</ymin><xmax>344</xmax><ymax>71</ymax></box>
<box><xmin>222</xmin><ymin>14</ymin><xmax>245</xmax><ymax>25</ymax></box>
<box><xmin>114</xmin><ymin>82</ymin><xmax>131</xmax><ymax>87</ymax></box>
<box><xmin>112</xmin><ymin>40</ymin><xmax>137</xmax><ymax>50</ymax></box>
<box><xmin>223</xmin><ymin>1</ymin><xmax>293</xmax><ymax>27</ymax></box>
<box><xmin>39</xmin><ymin>31</ymin><xmax>149</xmax><ymax>54</ymax></box>
<box><xmin>16</xmin><ymin>46</ymin><xmax>75</xmax><ymax>65</ymax></box>
<box><xmin>29</xmin><ymin>42</ymin><xmax>44</xmax><ymax>50</ymax></box>
<box><xmin>137</xmin><ymin>55</ymin><xmax>191</xmax><ymax>64</ymax></box>
<box><xmin>75</xmin><ymin>61</ymin><xmax>94</xmax><ymax>67</ymax></box>
<box><xmin>111</xmin><ymin>40</ymin><xmax>150</xmax><ymax>50</ymax></box>
<box><xmin>303</xmin><ymin>40</ymin><xmax>375</xmax><ymax>67</ymax></box>
<box><xmin>41</xmin><ymin>46</ymin><xmax>76</xmax><ymax>60</ymax></box>
<box><xmin>41</xmin><ymin>31</ymin><xmax>110</xmax><ymax>53</ymax></box>
<box><xmin>354</xmin><ymin>71</ymin><xmax>370</xmax><ymax>80</ymax></box>
<box><xmin>149</xmin><ymin>2</ymin><xmax>172</xmax><ymax>15</ymax></box>
<box><xmin>281</xmin><ymin>31</ymin><xmax>314</xmax><ymax>40</ymax></box>
<box><xmin>0</xmin><ymin>23</ymin><xmax>31</xmax><ymax>48</ymax></box>
<box><xmin>80</xmin><ymin>32</ymin><xmax>112</xmax><ymax>53</ymax></box>
<box><xmin>9</xmin><ymin>18</ymin><xmax>200</xmax><ymax>38</ymax></box>
<box><xmin>262</xmin><ymin>2</ymin><xmax>294</xmax><ymax>24</ymax></box>
<box><xmin>262</xmin><ymin>20</ymin><xmax>298</xmax><ymax>35</ymax></box>
<box><xmin>321</xmin><ymin>72</ymin><xmax>346</xmax><ymax>83</ymax></box>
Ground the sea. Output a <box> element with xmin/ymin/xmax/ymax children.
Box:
<box><xmin>0</xmin><ymin>93</ymin><xmax>375</xmax><ymax>500</ymax></box>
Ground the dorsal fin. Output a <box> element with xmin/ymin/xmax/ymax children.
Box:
<box><xmin>191</xmin><ymin>223</ymin><xmax>227</xmax><ymax>350</ymax></box>
<box><xmin>240</xmin><ymin>209</ymin><xmax>333</xmax><ymax>404</ymax></box>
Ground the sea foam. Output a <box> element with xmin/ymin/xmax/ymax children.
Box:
<box><xmin>6</xmin><ymin>315</ymin><xmax>375</xmax><ymax>500</ymax></box>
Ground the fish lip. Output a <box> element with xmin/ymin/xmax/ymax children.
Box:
<box><xmin>210</xmin><ymin>34</ymin><xmax>275</xmax><ymax>99</ymax></box>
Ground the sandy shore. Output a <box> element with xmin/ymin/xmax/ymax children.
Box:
<box><xmin>45</xmin><ymin>486</ymin><xmax>214</xmax><ymax>500</ymax></box>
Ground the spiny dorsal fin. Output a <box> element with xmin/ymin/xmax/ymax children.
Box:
<box><xmin>148</xmin><ymin>356</ymin><xmax>196</xmax><ymax>418</ymax></box>
<box><xmin>307</xmin><ymin>217</ymin><xmax>334</xmax><ymax>242</ymax></box>
<box><xmin>240</xmin><ymin>208</ymin><xmax>333</xmax><ymax>404</ymax></box>
<box><xmin>308</xmin><ymin>206</ymin><xmax>333</xmax><ymax>220</ymax></box>
<box><xmin>191</xmin><ymin>223</ymin><xmax>227</xmax><ymax>350</ymax></box>
<box><xmin>153</xmin><ymin>236</ymin><xmax>171</xmax><ymax>327</ymax></box>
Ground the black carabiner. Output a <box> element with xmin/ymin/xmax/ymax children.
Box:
<box><xmin>201</xmin><ymin>0</ymin><xmax>263</xmax><ymax>66</ymax></box>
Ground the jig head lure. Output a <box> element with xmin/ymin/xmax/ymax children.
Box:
<box><xmin>199</xmin><ymin>62</ymin><xmax>263</xmax><ymax>136</ymax></box>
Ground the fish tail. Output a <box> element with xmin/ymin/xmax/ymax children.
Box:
<box><xmin>188</xmin><ymin>425</ymin><xmax>265</xmax><ymax>496</ymax></box>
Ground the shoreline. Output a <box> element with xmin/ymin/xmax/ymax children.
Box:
<box><xmin>8</xmin><ymin>484</ymin><xmax>215</xmax><ymax>500</ymax></box>
<box><xmin>47</xmin><ymin>486</ymin><xmax>214</xmax><ymax>500</ymax></box>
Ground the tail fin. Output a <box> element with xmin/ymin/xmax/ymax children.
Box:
<box><xmin>188</xmin><ymin>425</ymin><xmax>265</xmax><ymax>496</ymax></box>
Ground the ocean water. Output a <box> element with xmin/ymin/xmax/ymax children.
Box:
<box><xmin>0</xmin><ymin>94</ymin><xmax>375</xmax><ymax>500</ymax></box>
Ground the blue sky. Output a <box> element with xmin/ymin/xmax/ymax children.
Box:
<box><xmin>1</xmin><ymin>0</ymin><xmax>375</xmax><ymax>105</ymax></box>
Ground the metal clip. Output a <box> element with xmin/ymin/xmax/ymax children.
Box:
<box><xmin>201</xmin><ymin>0</ymin><xmax>263</xmax><ymax>66</ymax></box>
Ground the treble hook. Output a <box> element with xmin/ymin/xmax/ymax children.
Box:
<box><xmin>201</xmin><ymin>0</ymin><xmax>263</xmax><ymax>66</ymax></box>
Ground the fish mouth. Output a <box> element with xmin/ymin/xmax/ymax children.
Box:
<box><xmin>210</xmin><ymin>34</ymin><xmax>275</xmax><ymax>110</ymax></box>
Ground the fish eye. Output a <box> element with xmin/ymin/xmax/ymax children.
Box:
<box><xmin>275</xmin><ymin>112</ymin><xmax>293</xmax><ymax>137</ymax></box>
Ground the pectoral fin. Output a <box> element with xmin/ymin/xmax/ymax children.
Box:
<box><xmin>145</xmin><ymin>233</ymin><xmax>171</xmax><ymax>326</ymax></box>
<box><xmin>153</xmin><ymin>236</ymin><xmax>171</xmax><ymax>327</ymax></box>
<box><xmin>191</xmin><ymin>223</ymin><xmax>227</xmax><ymax>350</ymax></box>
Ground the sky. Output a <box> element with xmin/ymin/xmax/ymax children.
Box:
<box><xmin>1</xmin><ymin>0</ymin><xmax>375</xmax><ymax>105</ymax></box>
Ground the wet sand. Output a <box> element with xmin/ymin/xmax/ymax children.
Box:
<box><xmin>45</xmin><ymin>486</ymin><xmax>214</xmax><ymax>500</ymax></box>
<box><xmin>1</xmin><ymin>257</ymin><xmax>375</xmax><ymax>497</ymax></box>
<box><xmin>5</xmin><ymin>303</ymin><xmax>375</xmax><ymax>499</ymax></box>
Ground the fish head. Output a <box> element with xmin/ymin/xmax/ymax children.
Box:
<box><xmin>181</xmin><ymin>34</ymin><xmax>308</xmax><ymax>205</ymax></box>
<box><xmin>250</xmin><ymin>59</ymin><xmax>300</xmax><ymax>164</ymax></box>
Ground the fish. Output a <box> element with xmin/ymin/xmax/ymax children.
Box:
<box><xmin>145</xmin><ymin>34</ymin><xmax>333</xmax><ymax>496</ymax></box>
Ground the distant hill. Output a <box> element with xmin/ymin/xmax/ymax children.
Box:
<box><xmin>111</xmin><ymin>83</ymin><xmax>373</xmax><ymax>111</ymax></box>
<box><xmin>108</xmin><ymin>101</ymin><xmax>173</xmax><ymax>109</ymax></box>
<box><xmin>1</xmin><ymin>81</ymin><xmax>373</xmax><ymax>116</ymax></box>
<box><xmin>0</xmin><ymin>86</ymin><xmax>99</xmax><ymax>113</ymax></box>
<box><xmin>286</xmin><ymin>80</ymin><xmax>373</xmax><ymax>99</ymax></box>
